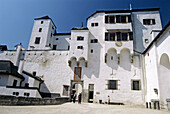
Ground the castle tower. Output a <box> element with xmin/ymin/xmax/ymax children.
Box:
<box><xmin>28</xmin><ymin>16</ymin><xmax>56</xmax><ymax>50</ymax></box>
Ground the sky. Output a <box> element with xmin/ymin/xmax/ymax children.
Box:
<box><xmin>0</xmin><ymin>0</ymin><xmax>170</xmax><ymax>50</ymax></box>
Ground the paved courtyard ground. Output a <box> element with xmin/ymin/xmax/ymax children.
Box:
<box><xmin>0</xmin><ymin>102</ymin><xmax>169</xmax><ymax>114</ymax></box>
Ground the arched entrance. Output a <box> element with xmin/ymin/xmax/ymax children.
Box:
<box><xmin>70</xmin><ymin>80</ymin><xmax>84</xmax><ymax>102</ymax></box>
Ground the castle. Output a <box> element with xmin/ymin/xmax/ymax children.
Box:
<box><xmin>0</xmin><ymin>8</ymin><xmax>170</xmax><ymax>109</ymax></box>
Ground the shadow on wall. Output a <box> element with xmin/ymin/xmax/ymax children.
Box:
<box><xmin>132</xmin><ymin>14</ymin><xmax>147</xmax><ymax>52</ymax></box>
<box><xmin>82</xmin><ymin>32</ymin><xmax>102</xmax><ymax>79</ymax></box>
<box><xmin>107</xmin><ymin>48</ymin><xmax>118</xmax><ymax>70</ymax></box>
<box><xmin>106</xmin><ymin>48</ymin><xmax>131</xmax><ymax>71</ymax></box>
<box><xmin>120</xmin><ymin>48</ymin><xmax>131</xmax><ymax>71</ymax></box>
<box><xmin>40</xmin><ymin>83</ymin><xmax>51</xmax><ymax>93</ymax></box>
<box><xmin>158</xmin><ymin>53</ymin><xmax>170</xmax><ymax>108</ymax></box>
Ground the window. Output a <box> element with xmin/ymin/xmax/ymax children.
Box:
<box><xmin>77</xmin><ymin>36</ymin><xmax>84</xmax><ymax>41</ymax></box>
<box><xmin>110</xmin><ymin>33</ymin><xmax>115</xmax><ymax>41</ymax></box>
<box><xmin>56</xmin><ymin>38</ymin><xmax>59</xmax><ymax>40</ymax></box>
<box><xmin>53</xmin><ymin>45</ymin><xmax>57</xmax><ymax>50</ymax></box>
<box><xmin>95</xmin><ymin>23</ymin><xmax>98</xmax><ymax>26</ymax></box>
<box><xmin>91</xmin><ymin>23</ymin><xmax>94</xmax><ymax>27</ymax></box>
<box><xmin>39</xmin><ymin>28</ymin><xmax>42</xmax><ymax>32</ymax></box>
<box><xmin>121</xmin><ymin>33</ymin><xmax>128</xmax><ymax>41</ymax></box>
<box><xmin>68</xmin><ymin>45</ymin><xmax>70</xmax><ymax>50</ymax></box>
<box><xmin>63</xmin><ymin>85</ymin><xmax>69</xmax><ymax>96</ymax></box>
<box><xmin>91</xmin><ymin>23</ymin><xmax>98</xmax><ymax>27</ymax></box>
<box><xmin>91</xmin><ymin>49</ymin><xmax>93</xmax><ymax>53</ymax></box>
<box><xmin>91</xmin><ymin>39</ymin><xmax>98</xmax><ymax>43</ymax></box>
<box><xmin>25</xmin><ymin>83</ymin><xmax>29</xmax><ymax>87</ymax></box>
<box><xmin>107</xmin><ymin>80</ymin><xmax>118</xmax><ymax>90</ymax></box>
<box><xmin>143</xmin><ymin>19</ymin><xmax>156</xmax><ymax>25</ymax></box>
<box><xmin>51</xmin><ymin>33</ymin><xmax>52</xmax><ymax>37</ymax></box>
<box><xmin>77</xmin><ymin>46</ymin><xmax>83</xmax><ymax>49</ymax></box>
<box><xmin>35</xmin><ymin>37</ymin><xmax>40</xmax><ymax>44</ymax></box>
<box><xmin>121</xmin><ymin>16</ymin><xmax>127</xmax><ymax>23</ymax></box>
<box><xmin>132</xmin><ymin>80</ymin><xmax>141</xmax><ymax>90</ymax></box>
<box><xmin>145</xmin><ymin>39</ymin><xmax>149</xmax><ymax>43</ymax></box>
<box><xmin>74</xmin><ymin>67</ymin><xmax>81</xmax><ymax>81</ymax></box>
<box><xmin>13</xmin><ymin>92</ymin><xmax>19</xmax><ymax>96</ymax></box>
<box><xmin>41</xmin><ymin>21</ymin><xmax>43</xmax><ymax>24</ymax></box>
<box><xmin>13</xmin><ymin>80</ymin><xmax>17</xmax><ymax>87</ymax></box>
<box><xmin>116</xmin><ymin>32</ymin><xmax>121</xmax><ymax>41</ymax></box>
<box><xmin>33</xmin><ymin>71</ymin><xmax>36</xmax><ymax>76</ymax></box>
<box><xmin>105</xmin><ymin>32</ymin><xmax>133</xmax><ymax>41</ymax></box>
<box><xmin>105</xmin><ymin>15</ymin><xmax>131</xmax><ymax>24</ymax></box>
<box><xmin>24</xmin><ymin>93</ymin><xmax>30</xmax><ymax>97</ymax></box>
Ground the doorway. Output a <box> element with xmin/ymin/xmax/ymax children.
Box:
<box><xmin>88</xmin><ymin>84</ymin><xmax>94</xmax><ymax>103</ymax></box>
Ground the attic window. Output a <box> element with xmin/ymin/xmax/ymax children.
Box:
<box><xmin>41</xmin><ymin>21</ymin><xmax>43</xmax><ymax>24</ymax></box>
<box><xmin>143</xmin><ymin>19</ymin><xmax>156</xmax><ymax>25</ymax></box>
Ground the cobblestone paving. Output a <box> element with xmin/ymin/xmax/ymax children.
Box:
<box><xmin>0</xmin><ymin>102</ymin><xmax>169</xmax><ymax>114</ymax></box>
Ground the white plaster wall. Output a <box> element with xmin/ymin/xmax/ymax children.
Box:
<box><xmin>53</xmin><ymin>35</ymin><xmax>70</xmax><ymax>50</ymax></box>
<box><xmin>144</xmin><ymin>45</ymin><xmax>160</xmax><ymax>102</ymax></box>
<box><xmin>69</xmin><ymin>30</ymin><xmax>89</xmax><ymax>60</ymax></box>
<box><xmin>0</xmin><ymin>87</ymin><xmax>41</xmax><ymax>98</ymax></box>
<box><xmin>7</xmin><ymin>75</ymin><xmax>21</xmax><ymax>86</ymax></box>
<box><xmin>23</xmin><ymin>50</ymin><xmax>72</xmax><ymax>97</ymax></box>
<box><xmin>28</xmin><ymin>19</ymin><xmax>55</xmax><ymax>50</ymax></box>
<box><xmin>132</xmin><ymin>11</ymin><xmax>162</xmax><ymax>52</ymax></box>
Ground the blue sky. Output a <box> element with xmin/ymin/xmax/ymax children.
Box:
<box><xmin>0</xmin><ymin>0</ymin><xmax>170</xmax><ymax>49</ymax></box>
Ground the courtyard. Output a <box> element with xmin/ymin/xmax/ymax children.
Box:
<box><xmin>0</xmin><ymin>102</ymin><xmax>169</xmax><ymax>114</ymax></box>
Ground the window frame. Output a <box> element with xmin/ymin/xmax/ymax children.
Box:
<box><xmin>106</xmin><ymin>80</ymin><xmax>118</xmax><ymax>90</ymax></box>
<box><xmin>131</xmin><ymin>80</ymin><xmax>141</xmax><ymax>91</ymax></box>
<box><xmin>35</xmin><ymin>37</ymin><xmax>41</xmax><ymax>44</ymax></box>
<box><xmin>77</xmin><ymin>36</ymin><xmax>84</xmax><ymax>41</ymax></box>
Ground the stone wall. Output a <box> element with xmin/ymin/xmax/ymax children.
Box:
<box><xmin>0</xmin><ymin>95</ymin><xmax>69</xmax><ymax>105</ymax></box>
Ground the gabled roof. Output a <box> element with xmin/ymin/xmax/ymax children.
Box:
<box><xmin>22</xmin><ymin>71</ymin><xmax>44</xmax><ymax>82</ymax></box>
<box><xmin>0</xmin><ymin>60</ymin><xmax>24</xmax><ymax>79</ymax></box>
<box><xmin>34</xmin><ymin>15</ymin><xmax>56</xmax><ymax>28</ymax></box>
<box><xmin>54</xmin><ymin>33</ymin><xmax>71</xmax><ymax>36</ymax></box>
<box><xmin>34</xmin><ymin>16</ymin><xmax>51</xmax><ymax>20</ymax></box>
<box><xmin>143</xmin><ymin>21</ymin><xmax>170</xmax><ymax>54</ymax></box>
<box><xmin>87</xmin><ymin>8</ymin><xmax>160</xmax><ymax>20</ymax></box>
<box><xmin>71</xmin><ymin>27</ymin><xmax>88</xmax><ymax>30</ymax></box>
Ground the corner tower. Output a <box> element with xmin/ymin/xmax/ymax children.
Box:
<box><xmin>28</xmin><ymin>16</ymin><xmax>56</xmax><ymax>50</ymax></box>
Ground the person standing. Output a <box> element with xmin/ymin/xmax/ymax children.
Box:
<box><xmin>73</xmin><ymin>93</ymin><xmax>76</xmax><ymax>103</ymax></box>
<box><xmin>108</xmin><ymin>95</ymin><xmax>110</xmax><ymax>104</ymax></box>
<box><xmin>78</xmin><ymin>93</ymin><xmax>81</xmax><ymax>104</ymax></box>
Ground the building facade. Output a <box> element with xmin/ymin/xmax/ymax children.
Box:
<box><xmin>0</xmin><ymin>8</ymin><xmax>169</xmax><ymax>109</ymax></box>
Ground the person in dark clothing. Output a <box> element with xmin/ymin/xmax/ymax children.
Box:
<box><xmin>78</xmin><ymin>93</ymin><xmax>81</xmax><ymax>104</ymax></box>
<box><xmin>73</xmin><ymin>93</ymin><xmax>76</xmax><ymax>103</ymax></box>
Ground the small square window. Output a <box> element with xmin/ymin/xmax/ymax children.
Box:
<box><xmin>108</xmin><ymin>80</ymin><xmax>117</xmax><ymax>90</ymax></box>
<box><xmin>39</xmin><ymin>28</ymin><xmax>42</xmax><ymax>32</ymax></box>
<box><xmin>77</xmin><ymin>36</ymin><xmax>84</xmax><ymax>41</ymax></box>
<box><xmin>77</xmin><ymin>46</ymin><xmax>83</xmax><ymax>49</ymax></box>
<box><xmin>32</xmin><ymin>71</ymin><xmax>36</xmax><ymax>76</ymax></box>
<box><xmin>91</xmin><ymin>23</ymin><xmax>94</xmax><ymax>27</ymax></box>
<box><xmin>145</xmin><ymin>39</ymin><xmax>149</xmax><ymax>43</ymax></box>
<box><xmin>35</xmin><ymin>37</ymin><xmax>40</xmax><ymax>44</ymax></box>
<box><xmin>41</xmin><ymin>21</ymin><xmax>43</xmax><ymax>24</ymax></box>
<box><xmin>95</xmin><ymin>23</ymin><xmax>98</xmax><ymax>26</ymax></box>
<box><xmin>91</xmin><ymin>49</ymin><xmax>93</xmax><ymax>53</ymax></box>
<box><xmin>132</xmin><ymin>80</ymin><xmax>140</xmax><ymax>90</ymax></box>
